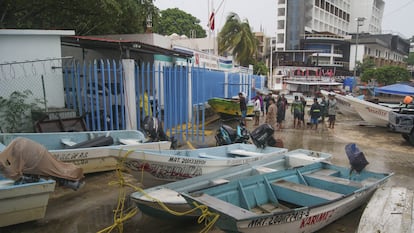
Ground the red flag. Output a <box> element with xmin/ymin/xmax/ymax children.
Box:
<box><xmin>209</xmin><ymin>12</ymin><xmax>215</xmax><ymax>30</ymax></box>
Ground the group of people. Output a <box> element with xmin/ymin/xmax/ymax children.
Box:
<box><xmin>238</xmin><ymin>91</ymin><xmax>337</xmax><ymax>130</ymax></box>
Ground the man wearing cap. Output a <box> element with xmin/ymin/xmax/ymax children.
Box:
<box><xmin>327</xmin><ymin>92</ymin><xmax>337</xmax><ymax>129</ymax></box>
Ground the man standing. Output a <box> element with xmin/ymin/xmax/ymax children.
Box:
<box><xmin>310</xmin><ymin>98</ymin><xmax>322</xmax><ymax>130</ymax></box>
<box><xmin>291</xmin><ymin>95</ymin><xmax>304</xmax><ymax>129</ymax></box>
<box><xmin>237</xmin><ymin>92</ymin><xmax>247</xmax><ymax>126</ymax></box>
<box><xmin>327</xmin><ymin>93</ymin><xmax>337</xmax><ymax>129</ymax></box>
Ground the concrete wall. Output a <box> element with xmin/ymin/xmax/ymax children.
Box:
<box><xmin>0</xmin><ymin>29</ymin><xmax>74</xmax><ymax>108</ymax></box>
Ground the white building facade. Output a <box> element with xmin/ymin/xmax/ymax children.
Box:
<box><xmin>276</xmin><ymin>0</ymin><xmax>384</xmax><ymax>51</ymax></box>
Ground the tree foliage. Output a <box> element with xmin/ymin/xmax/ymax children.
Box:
<box><xmin>356</xmin><ymin>58</ymin><xmax>376</xmax><ymax>76</ymax></box>
<box><xmin>361</xmin><ymin>65</ymin><xmax>411</xmax><ymax>85</ymax></box>
<box><xmin>253</xmin><ymin>61</ymin><xmax>268</xmax><ymax>76</ymax></box>
<box><xmin>405</xmin><ymin>52</ymin><xmax>414</xmax><ymax>66</ymax></box>
<box><xmin>218</xmin><ymin>13</ymin><xmax>257</xmax><ymax>67</ymax></box>
<box><xmin>0</xmin><ymin>0</ymin><xmax>157</xmax><ymax>35</ymax></box>
<box><xmin>155</xmin><ymin>8</ymin><xmax>206</xmax><ymax>38</ymax></box>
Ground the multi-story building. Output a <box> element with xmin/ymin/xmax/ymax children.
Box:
<box><xmin>276</xmin><ymin>0</ymin><xmax>384</xmax><ymax>51</ymax></box>
<box><xmin>274</xmin><ymin>0</ymin><xmax>408</xmax><ymax>74</ymax></box>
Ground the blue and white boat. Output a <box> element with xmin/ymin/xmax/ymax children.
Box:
<box><xmin>181</xmin><ymin>162</ymin><xmax>392</xmax><ymax>233</ymax></box>
<box><xmin>130</xmin><ymin>149</ymin><xmax>331</xmax><ymax>220</ymax></box>
<box><xmin>122</xmin><ymin>144</ymin><xmax>288</xmax><ymax>187</ymax></box>
<box><xmin>0</xmin><ymin>130</ymin><xmax>171</xmax><ymax>174</ymax></box>
<box><xmin>0</xmin><ymin>174</ymin><xmax>56</xmax><ymax>227</ymax></box>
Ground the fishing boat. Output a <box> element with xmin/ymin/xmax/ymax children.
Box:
<box><xmin>130</xmin><ymin>149</ymin><xmax>332</xmax><ymax>220</ymax></box>
<box><xmin>341</xmin><ymin>95</ymin><xmax>393</xmax><ymax>127</ymax></box>
<box><xmin>0</xmin><ymin>130</ymin><xmax>171</xmax><ymax>174</ymax></box>
<box><xmin>121</xmin><ymin>144</ymin><xmax>288</xmax><ymax>187</ymax></box>
<box><xmin>181</xmin><ymin>162</ymin><xmax>392</xmax><ymax>233</ymax></box>
<box><xmin>357</xmin><ymin>186</ymin><xmax>413</xmax><ymax>233</ymax></box>
<box><xmin>0</xmin><ymin>175</ymin><xmax>56</xmax><ymax>227</ymax></box>
<box><xmin>208</xmin><ymin>97</ymin><xmax>254</xmax><ymax>117</ymax></box>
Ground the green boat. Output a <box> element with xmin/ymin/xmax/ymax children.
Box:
<box><xmin>208</xmin><ymin>97</ymin><xmax>254</xmax><ymax>117</ymax></box>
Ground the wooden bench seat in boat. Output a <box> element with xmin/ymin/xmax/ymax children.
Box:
<box><xmin>304</xmin><ymin>173</ymin><xmax>363</xmax><ymax>188</ymax></box>
<box><xmin>198</xmin><ymin>153</ymin><xmax>224</xmax><ymax>159</ymax></box>
<box><xmin>251</xmin><ymin>202</ymin><xmax>289</xmax><ymax>214</ymax></box>
<box><xmin>309</xmin><ymin>168</ymin><xmax>340</xmax><ymax>176</ymax></box>
<box><xmin>229</xmin><ymin>149</ymin><xmax>264</xmax><ymax>157</ymax></box>
<box><xmin>193</xmin><ymin>193</ymin><xmax>256</xmax><ymax>220</ymax></box>
<box><xmin>272</xmin><ymin>180</ymin><xmax>343</xmax><ymax>206</ymax></box>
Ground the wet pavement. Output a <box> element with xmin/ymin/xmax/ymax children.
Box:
<box><xmin>2</xmin><ymin>111</ymin><xmax>413</xmax><ymax>233</ymax></box>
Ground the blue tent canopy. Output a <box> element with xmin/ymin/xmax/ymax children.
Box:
<box><xmin>374</xmin><ymin>83</ymin><xmax>414</xmax><ymax>96</ymax></box>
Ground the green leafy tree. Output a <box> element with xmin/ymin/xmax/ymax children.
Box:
<box><xmin>155</xmin><ymin>8</ymin><xmax>206</xmax><ymax>38</ymax></box>
<box><xmin>356</xmin><ymin>58</ymin><xmax>376</xmax><ymax>76</ymax></box>
<box><xmin>0</xmin><ymin>90</ymin><xmax>42</xmax><ymax>132</ymax></box>
<box><xmin>218</xmin><ymin>12</ymin><xmax>257</xmax><ymax>67</ymax></box>
<box><xmin>361</xmin><ymin>65</ymin><xmax>411</xmax><ymax>85</ymax></box>
<box><xmin>253</xmin><ymin>61</ymin><xmax>268</xmax><ymax>75</ymax></box>
<box><xmin>0</xmin><ymin>0</ymin><xmax>157</xmax><ymax>35</ymax></box>
<box><xmin>405</xmin><ymin>53</ymin><xmax>414</xmax><ymax>66</ymax></box>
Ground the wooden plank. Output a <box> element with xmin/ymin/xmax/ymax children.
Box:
<box><xmin>191</xmin><ymin>193</ymin><xmax>256</xmax><ymax>220</ymax></box>
<box><xmin>310</xmin><ymin>169</ymin><xmax>339</xmax><ymax>176</ymax></box>
<box><xmin>304</xmin><ymin>173</ymin><xmax>362</xmax><ymax>188</ymax></box>
<box><xmin>274</xmin><ymin>180</ymin><xmax>343</xmax><ymax>201</ymax></box>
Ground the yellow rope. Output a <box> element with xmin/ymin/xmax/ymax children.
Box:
<box><xmin>97</xmin><ymin>149</ymin><xmax>220</xmax><ymax>233</ymax></box>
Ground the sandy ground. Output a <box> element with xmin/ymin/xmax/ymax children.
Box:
<box><xmin>2</xmin><ymin>111</ymin><xmax>413</xmax><ymax>233</ymax></box>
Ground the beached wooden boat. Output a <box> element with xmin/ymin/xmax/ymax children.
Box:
<box><xmin>0</xmin><ymin>130</ymin><xmax>171</xmax><ymax>174</ymax></box>
<box><xmin>0</xmin><ymin>175</ymin><xmax>56</xmax><ymax>227</ymax></box>
<box><xmin>121</xmin><ymin>144</ymin><xmax>288</xmax><ymax>187</ymax></box>
<box><xmin>208</xmin><ymin>97</ymin><xmax>254</xmax><ymax>117</ymax></box>
<box><xmin>130</xmin><ymin>149</ymin><xmax>332</xmax><ymax>220</ymax></box>
<box><xmin>342</xmin><ymin>95</ymin><xmax>392</xmax><ymax>127</ymax></box>
<box><xmin>357</xmin><ymin>186</ymin><xmax>414</xmax><ymax>233</ymax></box>
<box><xmin>181</xmin><ymin>162</ymin><xmax>392</xmax><ymax>233</ymax></box>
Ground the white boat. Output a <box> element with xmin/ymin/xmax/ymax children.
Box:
<box><xmin>0</xmin><ymin>130</ymin><xmax>171</xmax><ymax>174</ymax></box>
<box><xmin>130</xmin><ymin>149</ymin><xmax>332</xmax><ymax>220</ymax></box>
<box><xmin>357</xmin><ymin>186</ymin><xmax>414</xmax><ymax>233</ymax></box>
<box><xmin>121</xmin><ymin>144</ymin><xmax>288</xmax><ymax>187</ymax></box>
<box><xmin>342</xmin><ymin>95</ymin><xmax>393</xmax><ymax>127</ymax></box>
<box><xmin>0</xmin><ymin>175</ymin><xmax>56</xmax><ymax>227</ymax></box>
<box><xmin>181</xmin><ymin>162</ymin><xmax>392</xmax><ymax>233</ymax></box>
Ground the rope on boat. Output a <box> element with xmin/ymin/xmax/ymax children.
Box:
<box><xmin>97</xmin><ymin>150</ymin><xmax>137</xmax><ymax>233</ymax></box>
<box><xmin>97</xmin><ymin>149</ymin><xmax>220</xmax><ymax>233</ymax></box>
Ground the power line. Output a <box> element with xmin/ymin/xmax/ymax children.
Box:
<box><xmin>383</xmin><ymin>0</ymin><xmax>414</xmax><ymax>18</ymax></box>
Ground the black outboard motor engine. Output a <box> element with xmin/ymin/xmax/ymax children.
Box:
<box><xmin>142</xmin><ymin>116</ymin><xmax>177</xmax><ymax>149</ymax></box>
<box><xmin>345</xmin><ymin>143</ymin><xmax>369</xmax><ymax>174</ymax></box>
<box><xmin>250</xmin><ymin>123</ymin><xmax>277</xmax><ymax>148</ymax></box>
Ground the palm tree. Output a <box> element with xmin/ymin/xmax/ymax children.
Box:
<box><xmin>218</xmin><ymin>12</ymin><xmax>257</xmax><ymax>67</ymax></box>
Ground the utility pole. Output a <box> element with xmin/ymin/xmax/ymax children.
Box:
<box><xmin>353</xmin><ymin>17</ymin><xmax>366</xmax><ymax>78</ymax></box>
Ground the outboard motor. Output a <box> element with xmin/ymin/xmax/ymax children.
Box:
<box><xmin>250</xmin><ymin>123</ymin><xmax>282</xmax><ymax>148</ymax></box>
<box><xmin>142</xmin><ymin>116</ymin><xmax>177</xmax><ymax>149</ymax></box>
<box><xmin>345</xmin><ymin>143</ymin><xmax>369</xmax><ymax>174</ymax></box>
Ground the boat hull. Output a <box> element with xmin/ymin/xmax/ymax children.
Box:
<box><xmin>181</xmin><ymin>162</ymin><xmax>392</xmax><ymax>233</ymax></box>
<box><xmin>0</xmin><ymin>130</ymin><xmax>171</xmax><ymax>174</ymax></box>
<box><xmin>123</xmin><ymin>144</ymin><xmax>287</xmax><ymax>187</ymax></box>
<box><xmin>320</xmin><ymin>90</ymin><xmax>360</xmax><ymax>118</ymax></box>
<box><xmin>0</xmin><ymin>177</ymin><xmax>56</xmax><ymax>227</ymax></box>
<box><xmin>357</xmin><ymin>186</ymin><xmax>414</xmax><ymax>233</ymax></box>
<box><xmin>343</xmin><ymin>95</ymin><xmax>392</xmax><ymax>127</ymax></box>
<box><xmin>131</xmin><ymin>149</ymin><xmax>332</xmax><ymax>220</ymax></box>
<box><xmin>208</xmin><ymin>97</ymin><xmax>254</xmax><ymax>117</ymax></box>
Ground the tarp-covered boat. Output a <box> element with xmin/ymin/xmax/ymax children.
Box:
<box><xmin>0</xmin><ymin>130</ymin><xmax>171</xmax><ymax>174</ymax></box>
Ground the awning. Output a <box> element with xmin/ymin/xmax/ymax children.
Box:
<box><xmin>374</xmin><ymin>83</ymin><xmax>414</xmax><ymax>96</ymax></box>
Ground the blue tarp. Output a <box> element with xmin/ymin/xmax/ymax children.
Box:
<box><xmin>374</xmin><ymin>83</ymin><xmax>414</xmax><ymax>96</ymax></box>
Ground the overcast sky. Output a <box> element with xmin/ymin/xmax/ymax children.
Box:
<box><xmin>153</xmin><ymin>0</ymin><xmax>414</xmax><ymax>39</ymax></box>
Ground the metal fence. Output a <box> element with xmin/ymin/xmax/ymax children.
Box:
<box><xmin>63</xmin><ymin>59</ymin><xmax>265</xmax><ymax>144</ymax></box>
